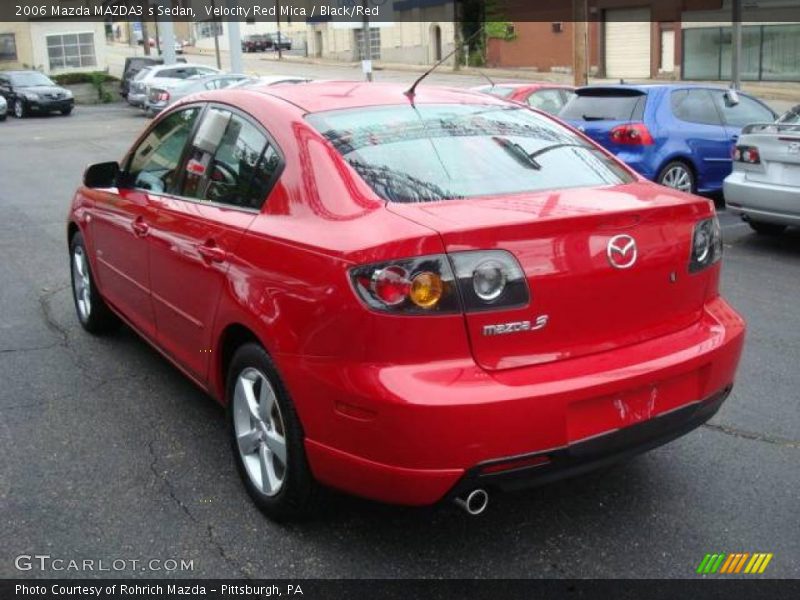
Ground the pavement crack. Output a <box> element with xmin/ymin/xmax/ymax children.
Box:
<box><xmin>703</xmin><ymin>422</ymin><xmax>800</xmax><ymax>449</ymax></box>
<box><xmin>146</xmin><ymin>437</ymin><xmax>253</xmax><ymax>578</ymax></box>
<box><xmin>0</xmin><ymin>343</ymin><xmax>61</xmax><ymax>354</ymax></box>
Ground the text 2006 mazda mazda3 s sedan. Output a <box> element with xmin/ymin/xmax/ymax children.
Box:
<box><xmin>67</xmin><ymin>82</ymin><xmax>745</xmax><ymax>520</ymax></box>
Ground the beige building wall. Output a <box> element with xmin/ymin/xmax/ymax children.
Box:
<box><xmin>0</xmin><ymin>23</ymin><xmax>35</xmax><ymax>71</ymax></box>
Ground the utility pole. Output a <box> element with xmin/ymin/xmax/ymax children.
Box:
<box><xmin>157</xmin><ymin>0</ymin><xmax>177</xmax><ymax>64</ymax></box>
<box><xmin>731</xmin><ymin>0</ymin><xmax>742</xmax><ymax>90</ymax></box>
<box><xmin>362</xmin><ymin>0</ymin><xmax>373</xmax><ymax>82</ymax></box>
<box><xmin>210</xmin><ymin>0</ymin><xmax>222</xmax><ymax>70</ymax></box>
<box><xmin>572</xmin><ymin>0</ymin><xmax>588</xmax><ymax>87</ymax></box>
<box><xmin>141</xmin><ymin>20</ymin><xmax>151</xmax><ymax>56</ymax></box>
<box><xmin>276</xmin><ymin>0</ymin><xmax>283</xmax><ymax>60</ymax></box>
<box><xmin>453</xmin><ymin>0</ymin><xmax>462</xmax><ymax>71</ymax></box>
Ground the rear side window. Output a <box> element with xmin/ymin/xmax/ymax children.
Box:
<box><xmin>307</xmin><ymin>104</ymin><xmax>633</xmax><ymax>203</ymax></box>
<box><xmin>670</xmin><ymin>89</ymin><xmax>722</xmax><ymax>126</ymax></box>
<box><xmin>778</xmin><ymin>106</ymin><xmax>799</xmax><ymax>125</ymax></box>
<box><xmin>127</xmin><ymin>107</ymin><xmax>201</xmax><ymax>194</ymax></box>
<box><xmin>181</xmin><ymin>108</ymin><xmax>280</xmax><ymax>209</ymax></box>
<box><xmin>560</xmin><ymin>90</ymin><xmax>646</xmax><ymax>121</ymax></box>
<box><xmin>712</xmin><ymin>92</ymin><xmax>775</xmax><ymax>128</ymax></box>
<box><xmin>527</xmin><ymin>89</ymin><xmax>568</xmax><ymax>115</ymax></box>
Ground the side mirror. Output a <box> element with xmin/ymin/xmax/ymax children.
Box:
<box><xmin>724</xmin><ymin>89</ymin><xmax>740</xmax><ymax>108</ymax></box>
<box><xmin>83</xmin><ymin>161</ymin><xmax>120</xmax><ymax>189</ymax></box>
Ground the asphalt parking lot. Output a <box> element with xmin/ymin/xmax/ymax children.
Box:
<box><xmin>1</xmin><ymin>104</ymin><xmax>798</xmax><ymax>579</ymax></box>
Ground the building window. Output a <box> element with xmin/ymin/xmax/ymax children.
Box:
<box><xmin>683</xmin><ymin>24</ymin><xmax>800</xmax><ymax>82</ymax></box>
<box><xmin>355</xmin><ymin>28</ymin><xmax>381</xmax><ymax>60</ymax></box>
<box><xmin>47</xmin><ymin>33</ymin><xmax>97</xmax><ymax>71</ymax></box>
<box><xmin>0</xmin><ymin>33</ymin><xmax>17</xmax><ymax>61</ymax></box>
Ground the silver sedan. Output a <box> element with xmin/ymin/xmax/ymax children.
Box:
<box><xmin>144</xmin><ymin>73</ymin><xmax>250</xmax><ymax>117</ymax></box>
<box><xmin>724</xmin><ymin>109</ymin><xmax>800</xmax><ymax>235</ymax></box>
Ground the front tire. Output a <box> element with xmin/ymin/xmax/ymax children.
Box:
<box><xmin>69</xmin><ymin>232</ymin><xmax>120</xmax><ymax>334</ymax></box>
<box><xmin>227</xmin><ymin>343</ymin><xmax>318</xmax><ymax>521</ymax></box>
<box><xmin>748</xmin><ymin>221</ymin><xmax>787</xmax><ymax>236</ymax></box>
<box><xmin>61</xmin><ymin>107</ymin><xmax>73</xmax><ymax>116</ymax></box>
<box><xmin>13</xmin><ymin>99</ymin><xmax>27</xmax><ymax>119</ymax></box>
<box><xmin>657</xmin><ymin>160</ymin><xmax>695</xmax><ymax>194</ymax></box>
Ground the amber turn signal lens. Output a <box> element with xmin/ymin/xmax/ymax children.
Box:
<box><xmin>409</xmin><ymin>272</ymin><xmax>443</xmax><ymax>308</ymax></box>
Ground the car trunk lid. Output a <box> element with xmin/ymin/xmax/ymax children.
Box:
<box><xmin>389</xmin><ymin>182</ymin><xmax>712</xmax><ymax>371</ymax></box>
<box><xmin>737</xmin><ymin>125</ymin><xmax>800</xmax><ymax>187</ymax></box>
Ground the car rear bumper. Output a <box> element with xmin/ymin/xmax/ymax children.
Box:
<box><xmin>127</xmin><ymin>92</ymin><xmax>146</xmax><ymax>107</ymax></box>
<box><xmin>724</xmin><ymin>172</ymin><xmax>800</xmax><ymax>226</ymax></box>
<box><xmin>286</xmin><ymin>296</ymin><xmax>745</xmax><ymax>506</ymax></box>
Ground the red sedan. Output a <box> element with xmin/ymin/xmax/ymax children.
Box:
<box><xmin>68</xmin><ymin>82</ymin><xmax>744</xmax><ymax>520</ymax></box>
<box><xmin>471</xmin><ymin>82</ymin><xmax>575</xmax><ymax>114</ymax></box>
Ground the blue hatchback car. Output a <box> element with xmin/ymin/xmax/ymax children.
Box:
<box><xmin>560</xmin><ymin>84</ymin><xmax>777</xmax><ymax>194</ymax></box>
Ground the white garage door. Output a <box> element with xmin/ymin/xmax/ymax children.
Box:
<box><xmin>605</xmin><ymin>9</ymin><xmax>651</xmax><ymax>79</ymax></box>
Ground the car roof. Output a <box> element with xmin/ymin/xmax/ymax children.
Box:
<box><xmin>574</xmin><ymin>83</ymin><xmax>741</xmax><ymax>94</ymax></box>
<box><xmin>254</xmin><ymin>81</ymin><xmax>508</xmax><ymax>113</ymax></box>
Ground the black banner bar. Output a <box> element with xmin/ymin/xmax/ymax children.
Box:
<box><xmin>3</xmin><ymin>579</ymin><xmax>800</xmax><ymax>600</ymax></box>
<box><xmin>2</xmin><ymin>1</ymin><xmax>800</xmax><ymax>23</ymax></box>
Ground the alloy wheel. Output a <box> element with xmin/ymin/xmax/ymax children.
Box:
<box><xmin>660</xmin><ymin>164</ymin><xmax>693</xmax><ymax>192</ymax></box>
<box><xmin>71</xmin><ymin>245</ymin><xmax>92</xmax><ymax>321</ymax></box>
<box><xmin>14</xmin><ymin>100</ymin><xmax>24</xmax><ymax>119</ymax></box>
<box><xmin>233</xmin><ymin>367</ymin><xmax>288</xmax><ymax>497</ymax></box>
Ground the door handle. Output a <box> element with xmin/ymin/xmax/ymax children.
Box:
<box><xmin>198</xmin><ymin>242</ymin><xmax>226</xmax><ymax>264</ymax></box>
<box><xmin>131</xmin><ymin>218</ymin><xmax>149</xmax><ymax>237</ymax></box>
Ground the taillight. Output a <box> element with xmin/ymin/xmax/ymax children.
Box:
<box><xmin>610</xmin><ymin>123</ymin><xmax>654</xmax><ymax>146</ymax></box>
<box><xmin>689</xmin><ymin>216</ymin><xmax>723</xmax><ymax>273</ymax></box>
<box><xmin>351</xmin><ymin>255</ymin><xmax>459</xmax><ymax>314</ymax></box>
<box><xmin>350</xmin><ymin>250</ymin><xmax>529</xmax><ymax>314</ymax></box>
<box><xmin>733</xmin><ymin>145</ymin><xmax>760</xmax><ymax>164</ymax></box>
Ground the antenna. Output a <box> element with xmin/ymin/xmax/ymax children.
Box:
<box><xmin>478</xmin><ymin>70</ymin><xmax>496</xmax><ymax>89</ymax></box>
<box><xmin>405</xmin><ymin>27</ymin><xmax>485</xmax><ymax>101</ymax></box>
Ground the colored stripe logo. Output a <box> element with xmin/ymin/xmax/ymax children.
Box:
<box><xmin>696</xmin><ymin>553</ymin><xmax>773</xmax><ymax>574</ymax></box>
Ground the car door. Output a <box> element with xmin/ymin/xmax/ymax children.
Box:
<box><xmin>90</xmin><ymin>106</ymin><xmax>202</xmax><ymax>340</ymax></box>
<box><xmin>146</xmin><ymin>105</ymin><xmax>283</xmax><ymax>381</ymax></box>
<box><xmin>669</xmin><ymin>88</ymin><xmax>732</xmax><ymax>191</ymax></box>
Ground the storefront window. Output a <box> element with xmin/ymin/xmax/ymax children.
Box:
<box><xmin>683</xmin><ymin>24</ymin><xmax>800</xmax><ymax>82</ymax></box>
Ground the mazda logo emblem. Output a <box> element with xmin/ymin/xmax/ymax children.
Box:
<box><xmin>607</xmin><ymin>234</ymin><xmax>638</xmax><ymax>269</ymax></box>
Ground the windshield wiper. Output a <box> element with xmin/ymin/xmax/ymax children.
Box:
<box><xmin>493</xmin><ymin>137</ymin><xmax>541</xmax><ymax>170</ymax></box>
<box><xmin>582</xmin><ymin>115</ymin><xmax>611</xmax><ymax>121</ymax></box>
<box><xmin>528</xmin><ymin>142</ymin><xmax>593</xmax><ymax>160</ymax></box>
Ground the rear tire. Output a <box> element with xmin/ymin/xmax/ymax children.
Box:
<box><xmin>69</xmin><ymin>232</ymin><xmax>121</xmax><ymax>334</ymax></box>
<box><xmin>227</xmin><ymin>343</ymin><xmax>319</xmax><ymax>521</ymax></box>
<box><xmin>657</xmin><ymin>160</ymin><xmax>695</xmax><ymax>194</ymax></box>
<box><xmin>748</xmin><ymin>221</ymin><xmax>786</xmax><ymax>236</ymax></box>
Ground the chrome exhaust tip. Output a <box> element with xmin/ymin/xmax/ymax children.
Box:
<box><xmin>454</xmin><ymin>488</ymin><xmax>489</xmax><ymax>516</ymax></box>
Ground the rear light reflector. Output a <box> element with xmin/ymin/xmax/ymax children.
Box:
<box><xmin>733</xmin><ymin>145</ymin><xmax>760</xmax><ymax>164</ymax></box>
<box><xmin>610</xmin><ymin>123</ymin><xmax>654</xmax><ymax>145</ymax></box>
<box><xmin>480</xmin><ymin>455</ymin><xmax>551</xmax><ymax>475</ymax></box>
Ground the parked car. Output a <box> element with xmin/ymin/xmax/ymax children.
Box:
<box><xmin>242</xmin><ymin>34</ymin><xmax>269</xmax><ymax>53</ymax></box>
<box><xmin>127</xmin><ymin>63</ymin><xmax>220</xmax><ymax>108</ymax></box>
<box><xmin>145</xmin><ymin>73</ymin><xmax>250</xmax><ymax>117</ymax></box>
<box><xmin>560</xmin><ymin>84</ymin><xmax>777</xmax><ymax>194</ymax></box>
<box><xmin>0</xmin><ymin>70</ymin><xmax>74</xmax><ymax>118</ymax></box>
<box><xmin>159</xmin><ymin>40</ymin><xmax>186</xmax><ymax>55</ymax></box>
<box><xmin>68</xmin><ymin>82</ymin><xmax>744</xmax><ymax>520</ymax></box>
<box><xmin>472</xmin><ymin>83</ymin><xmax>575</xmax><ymax>115</ymax></box>
<box><xmin>121</xmin><ymin>56</ymin><xmax>187</xmax><ymax>99</ymax></box>
<box><xmin>266</xmin><ymin>32</ymin><xmax>292</xmax><ymax>50</ymax></box>
<box><xmin>228</xmin><ymin>75</ymin><xmax>311</xmax><ymax>89</ymax></box>
<box><xmin>0</xmin><ymin>95</ymin><xmax>7</xmax><ymax>121</ymax></box>
<box><xmin>724</xmin><ymin>119</ymin><xmax>800</xmax><ymax>235</ymax></box>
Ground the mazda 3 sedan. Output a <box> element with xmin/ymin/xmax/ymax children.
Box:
<box><xmin>68</xmin><ymin>82</ymin><xmax>745</xmax><ymax>520</ymax></box>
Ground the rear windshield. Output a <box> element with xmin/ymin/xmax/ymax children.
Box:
<box><xmin>560</xmin><ymin>89</ymin><xmax>647</xmax><ymax>121</ymax></box>
<box><xmin>307</xmin><ymin>104</ymin><xmax>633</xmax><ymax>203</ymax></box>
<box><xmin>778</xmin><ymin>106</ymin><xmax>800</xmax><ymax>125</ymax></box>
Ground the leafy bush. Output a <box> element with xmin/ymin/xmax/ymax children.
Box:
<box><xmin>51</xmin><ymin>72</ymin><xmax>119</xmax><ymax>86</ymax></box>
